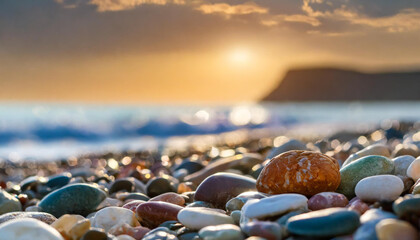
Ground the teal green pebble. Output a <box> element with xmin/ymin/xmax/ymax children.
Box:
<box><xmin>0</xmin><ymin>189</ymin><xmax>22</xmax><ymax>215</ymax></box>
<box><xmin>38</xmin><ymin>183</ymin><xmax>106</xmax><ymax>217</ymax></box>
<box><xmin>286</xmin><ymin>208</ymin><xmax>360</xmax><ymax>238</ymax></box>
<box><xmin>199</xmin><ymin>224</ymin><xmax>244</xmax><ymax>240</ymax></box>
<box><xmin>337</xmin><ymin>155</ymin><xmax>394</xmax><ymax>198</ymax></box>
<box><xmin>393</xmin><ymin>194</ymin><xmax>420</xmax><ymax>217</ymax></box>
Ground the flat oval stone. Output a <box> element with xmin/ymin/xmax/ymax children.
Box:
<box><xmin>0</xmin><ymin>211</ymin><xmax>57</xmax><ymax>225</ymax></box>
<box><xmin>178</xmin><ymin>207</ymin><xmax>234</xmax><ymax>230</ymax></box>
<box><xmin>198</xmin><ymin>224</ymin><xmax>243</xmax><ymax>240</ymax></box>
<box><xmin>337</xmin><ymin>155</ymin><xmax>394</xmax><ymax>198</ymax></box>
<box><xmin>407</xmin><ymin>157</ymin><xmax>420</xmax><ymax>181</ymax></box>
<box><xmin>243</xmin><ymin>193</ymin><xmax>308</xmax><ymax>219</ymax></box>
<box><xmin>92</xmin><ymin>207</ymin><xmax>139</xmax><ymax>232</ymax></box>
<box><xmin>392</xmin><ymin>195</ymin><xmax>420</xmax><ymax>217</ymax></box>
<box><xmin>150</xmin><ymin>192</ymin><xmax>185</xmax><ymax>206</ymax></box>
<box><xmin>0</xmin><ymin>218</ymin><xmax>64</xmax><ymax>240</ymax></box>
<box><xmin>136</xmin><ymin>201</ymin><xmax>183</xmax><ymax>228</ymax></box>
<box><xmin>38</xmin><ymin>183</ymin><xmax>107</xmax><ymax>218</ymax></box>
<box><xmin>257</xmin><ymin>150</ymin><xmax>340</xmax><ymax>196</ymax></box>
<box><xmin>355</xmin><ymin>175</ymin><xmax>404</xmax><ymax>202</ymax></box>
<box><xmin>194</xmin><ymin>173</ymin><xmax>256</xmax><ymax>209</ymax></box>
<box><xmin>184</xmin><ymin>154</ymin><xmax>263</xmax><ymax>186</ymax></box>
<box><xmin>146</xmin><ymin>178</ymin><xmax>176</xmax><ymax>198</ymax></box>
<box><xmin>46</xmin><ymin>174</ymin><xmax>71</xmax><ymax>189</ymax></box>
<box><xmin>0</xmin><ymin>189</ymin><xmax>22</xmax><ymax>215</ymax></box>
<box><xmin>286</xmin><ymin>208</ymin><xmax>360</xmax><ymax>238</ymax></box>
<box><xmin>122</xmin><ymin>200</ymin><xmax>146</xmax><ymax>212</ymax></box>
<box><xmin>375</xmin><ymin>218</ymin><xmax>418</xmax><ymax>240</ymax></box>
<box><xmin>392</xmin><ymin>155</ymin><xmax>415</xmax><ymax>176</ymax></box>
<box><xmin>343</xmin><ymin>144</ymin><xmax>390</xmax><ymax>167</ymax></box>
<box><xmin>360</xmin><ymin>209</ymin><xmax>397</xmax><ymax>224</ymax></box>
<box><xmin>308</xmin><ymin>192</ymin><xmax>348</xmax><ymax>211</ymax></box>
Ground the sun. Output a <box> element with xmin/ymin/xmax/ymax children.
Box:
<box><xmin>229</xmin><ymin>48</ymin><xmax>251</xmax><ymax>64</ymax></box>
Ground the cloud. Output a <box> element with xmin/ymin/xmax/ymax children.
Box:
<box><xmin>57</xmin><ymin>0</ymin><xmax>186</xmax><ymax>12</ymax></box>
<box><xmin>196</xmin><ymin>2</ymin><xmax>268</xmax><ymax>16</ymax></box>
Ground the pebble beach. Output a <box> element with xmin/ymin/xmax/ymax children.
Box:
<box><xmin>1</xmin><ymin>120</ymin><xmax>420</xmax><ymax>239</ymax></box>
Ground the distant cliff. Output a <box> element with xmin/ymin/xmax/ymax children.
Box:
<box><xmin>262</xmin><ymin>68</ymin><xmax>420</xmax><ymax>101</ymax></box>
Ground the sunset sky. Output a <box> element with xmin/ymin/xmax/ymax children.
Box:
<box><xmin>1</xmin><ymin>0</ymin><xmax>420</xmax><ymax>103</ymax></box>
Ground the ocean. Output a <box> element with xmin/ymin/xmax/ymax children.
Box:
<box><xmin>1</xmin><ymin>102</ymin><xmax>420</xmax><ymax>161</ymax></box>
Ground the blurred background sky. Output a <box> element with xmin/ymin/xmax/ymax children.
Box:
<box><xmin>2</xmin><ymin>0</ymin><xmax>420</xmax><ymax>104</ymax></box>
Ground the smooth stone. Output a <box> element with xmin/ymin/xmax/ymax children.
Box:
<box><xmin>0</xmin><ymin>218</ymin><xmax>64</xmax><ymax>240</ymax></box>
<box><xmin>80</xmin><ymin>229</ymin><xmax>113</xmax><ymax>240</ymax></box>
<box><xmin>186</xmin><ymin>201</ymin><xmax>214</xmax><ymax>208</ymax></box>
<box><xmin>355</xmin><ymin>175</ymin><xmax>404</xmax><ymax>202</ymax></box>
<box><xmin>178</xmin><ymin>207</ymin><xmax>234</xmax><ymax>230</ymax></box>
<box><xmin>243</xmin><ymin>194</ymin><xmax>308</xmax><ymax>219</ymax></box>
<box><xmin>353</xmin><ymin>208</ymin><xmax>398</xmax><ymax>240</ymax></box>
<box><xmin>146</xmin><ymin>178</ymin><xmax>176</xmax><ymax>198</ymax></box>
<box><xmin>267</xmin><ymin>139</ymin><xmax>308</xmax><ymax>159</ymax></box>
<box><xmin>0</xmin><ymin>211</ymin><xmax>56</xmax><ymax>224</ymax></box>
<box><xmin>0</xmin><ymin>189</ymin><xmax>22</xmax><ymax>214</ymax></box>
<box><xmin>392</xmin><ymin>194</ymin><xmax>420</xmax><ymax>217</ymax></box>
<box><xmin>308</xmin><ymin>192</ymin><xmax>348</xmax><ymax>211</ymax></box>
<box><xmin>392</xmin><ymin>155</ymin><xmax>415</xmax><ymax>176</ymax></box>
<box><xmin>150</xmin><ymin>192</ymin><xmax>185</xmax><ymax>206</ymax></box>
<box><xmin>194</xmin><ymin>173</ymin><xmax>256</xmax><ymax>209</ymax></box>
<box><xmin>136</xmin><ymin>201</ymin><xmax>183</xmax><ymax>228</ymax></box>
<box><xmin>407</xmin><ymin>157</ymin><xmax>420</xmax><ymax>181</ymax></box>
<box><xmin>109</xmin><ymin>179</ymin><xmax>135</xmax><ymax>194</ymax></box>
<box><xmin>38</xmin><ymin>183</ymin><xmax>107</xmax><ymax>217</ymax></box>
<box><xmin>118</xmin><ymin>192</ymin><xmax>150</xmax><ymax>202</ymax></box>
<box><xmin>51</xmin><ymin>214</ymin><xmax>87</xmax><ymax>238</ymax></box>
<box><xmin>337</xmin><ymin>155</ymin><xmax>394</xmax><ymax>198</ymax></box>
<box><xmin>122</xmin><ymin>200</ymin><xmax>146</xmax><ymax>212</ymax></box>
<box><xmin>346</xmin><ymin>197</ymin><xmax>370</xmax><ymax>215</ymax></box>
<box><xmin>69</xmin><ymin>219</ymin><xmax>91</xmax><ymax>240</ymax></box>
<box><xmin>375</xmin><ymin>219</ymin><xmax>418</xmax><ymax>240</ymax></box>
<box><xmin>174</xmin><ymin>161</ymin><xmax>205</xmax><ymax>175</ymax></box>
<box><xmin>92</xmin><ymin>207</ymin><xmax>139</xmax><ymax>232</ymax></box>
<box><xmin>276</xmin><ymin>209</ymin><xmax>308</xmax><ymax>226</ymax></box>
<box><xmin>142</xmin><ymin>231</ymin><xmax>178</xmax><ymax>240</ymax></box>
<box><xmin>116</xmin><ymin>236</ymin><xmax>135</xmax><ymax>240</ymax></box>
<box><xmin>20</xmin><ymin>176</ymin><xmax>47</xmax><ymax>191</ymax></box>
<box><xmin>286</xmin><ymin>208</ymin><xmax>360</xmax><ymax>238</ymax></box>
<box><xmin>342</xmin><ymin>144</ymin><xmax>390</xmax><ymax>167</ymax></box>
<box><xmin>237</xmin><ymin>191</ymin><xmax>267</xmax><ymax>199</ymax></box>
<box><xmin>399</xmin><ymin>175</ymin><xmax>414</xmax><ymax>193</ymax></box>
<box><xmin>178</xmin><ymin>232</ymin><xmax>199</xmax><ymax>240</ymax></box>
<box><xmin>184</xmin><ymin>153</ymin><xmax>263</xmax><ymax>185</ymax></box>
<box><xmin>109</xmin><ymin>224</ymin><xmax>150</xmax><ymax>239</ymax></box>
<box><xmin>159</xmin><ymin>221</ymin><xmax>183</xmax><ymax>231</ymax></box>
<box><xmin>360</xmin><ymin>209</ymin><xmax>397</xmax><ymax>224</ymax></box>
<box><xmin>392</xmin><ymin>144</ymin><xmax>419</xmax><ymax>158</ymax></box>
<box><xmin>199</xmin><ymin>224</ymin><xmax>244</xmax><ymax>240</ymax></box>
<box><xmin>46</xmin><ymin>174</ymin><xmax>71</xmax><ymax>189</ymax></box>
<box><xmin>226</xmin><ymin>197</ymin><xmax>247</xmax><ymax>212</ymax></box>
<box><xmin>242</xmin><ymin>221</ymin><xmax>283</xmax><ymax>240</ymax></box>
<box><xmin>231</xmin><ymin>210</ymin><xmax>241</xmax><ymax>225</ymax></box>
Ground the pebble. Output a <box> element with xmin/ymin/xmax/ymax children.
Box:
<box><xmin>353</xmin><ymin>209</ymin><xmax>397</xmax><ymax>240</ymax></box>
<box><xmin>0</xmin><ymin>212</ymin><xmax>55</xmax><ymax>226</ymax></box>
<box><xmin>342</xmin><ymin>144</ymin><xmax>390</xmax><ymax>167</ymax></box>
<box><xmin>109</xmin><ymin>179</ymin><xmax>135</xmax><ymax>194</ymax></box>
<box><xmin>266</xmin><ymin>139</ymin><xmax>308</xmax><ymax>159</ymax></box>
<box><xmin>355</xmin><ymin>175</ymin><xmax>404</xmax><ymax>202</ymax></box>
<box><xmin>286</xmin><ymin>208</ymin><xmax>360</xmax><ymax>238</ymax></box>
<box><xmin>38</xmin><ymin>183</ymin><xmax>107</xmax><ymax>217</ymax></box>
<box><xmin>257</xmin><ymin>150</ymin><xmax>340</xmax><ymax>196</ymax></box>
<box><xmin>149</xmin><ymin>192</ymin><xmax>185</xmax><ymax>206</ymax></box>
<box><xmin>242</xmin><ymin>221</ymin><xmax>282</xmax><ymax>240</ymax></box>
<box><xmin>392</xmin><ymin>155</ymin><xmax>415</xmax><ymax>176</ymax></box>
<box><xmin>308</xmin><ymin>192</ymin><xmax>348</xmax><ymax>210</ymax></box>
<box><xmin>0</xmin><ymin>218</ymin><xmax>64</xmax><ymax>240</ymax></box>
<box><xmin>142</xmin><ymin>231</ymin><xmax>178</xmax><ymax>240</ymax></box>
<box><xmin>0</xmin><ymin>189</ymin><xmax>22</xmax><ymax>214</ymax></box>
<box><xmin>136</xmin><ymin>201</ymin><xmax>183</xmax><ymax>228</ymax></box>
<box><xmin>122</xmin><ymin>200</ymin><xmax>146</xmax><ymax>212</ymax></box>
<box><xmin>178</xmin><ymin>207</ymin><xmax>234</xmax><ymax>230</ymax></box>
<box><xmin>92</xmin><ymin>207</ymin><xmax>139</xmax><ymax>232</ymax></box>
<box><xmin>392</xmin><ymin>194</ymin><xmax>420</xmax><ymax>218</ymax></box>
<box><xmin>375</xmin><ymin>218</ymin><xmax>418</xmax><ymax>240</ymax></box>
<box><xmin>51</xmin><ymin>214</ymin><xmax>85</xmax><ymax>236</ymax></box>
<box><xmin>407</xmin><ymin>156</ymin><xmax>420</xmax><ymax>181</ymax></box>
<box><xmin>194</xmin><ymin>172</ymin><xmax>256</xmax><ymax>209</ymax></box>
<box><xmin>146</xmin><ymin>177</ymin><xmax>176</xmax><ymax>198</ymax></box>
<box><xmin>337</xmin><ymin>155</ymin><xmax>394</xmax><ymax>198</ymax></box>
<box><xmin>80</xmin><ymin>229</ymin><xmax>113</xmax><ymax>240</ymax></box>
<box><xmin>198</xmin><ymin>224</ymin><xmax>243</xmax><ymax>240</ymax></box>
<box><xmin>346</xmin><ymin>197</ymin><xmax>370</xmax><ymax>215</ymax></box>
<box><xmin>242</xmin><ymin>193</ymin><xmax>308</xmax><ymax>219</ymax></box>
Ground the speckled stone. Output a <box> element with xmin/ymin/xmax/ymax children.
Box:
<box><xmin>243</xmin><ymin>193</ymin><xmax>308</xmax><ymax>219</ymax></box>
<box><xmin>0</xmin><ymin>218</ymin><xmax>64</xmax><ymax>240</ymax></box>
<box><xmin>355</xmin><ymin>175</ymin><xmax>404</xmax><ymax>202</ymax></box>
<box><xmin>0</xmin><ymin>189</ymin><xmax>22</xmax><ymax>215</ymax></box>
<box><xmin>337</xmin><ymin>155</ymin><xmax>394</xmax><ymax>198</ymax></box>
<box><xmin>178</xmin><ymin>207</ymin><xmax>234</xmax><ymax>230</ymax></box>
<box><xmin>136</xmin><ymin>201</ymin><xmax>183</xmax><ymax>228</ymax></box>
<box><xmin>286</xmin><ymin>208</ymin><xmax>360</xmax><ymax>238</ymax></box>
<box><xmin>38</xmin><ymin>183</ymin><xmax>107</xmax><ymax>217</ymax></box>
<box><xmin>199</xmin><ymin>224</ymin><xmax>243</xmax><ymax>240</ymax></box>
<box><xmin>308</xmin><ymin>192</ymin><xmax>348</xmax><ymax>211</ymax></box>
<box><xmin>194</xmin><ymin>173</ymin><xmax>256</xmax><ymax>209</ymax></box>
<box><xmin>346</xmin><ymin>197</ymin><xmax>369</xmax><ymax>215</ymax></box>
<box><xmin>0</xmin><ymin>211</ymin><xmax>57</xmax><ymax>225</ymax></box>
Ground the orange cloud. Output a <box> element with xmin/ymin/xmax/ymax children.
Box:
<box><xmin>196</xmin><ymin>2</ymin><xmax>268</xmax><ymax>16</ymax></box>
